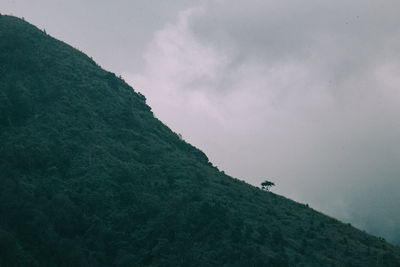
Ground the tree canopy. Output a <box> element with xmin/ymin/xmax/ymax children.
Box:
<box><xmin>261</xmin><ymin>180</ymin><xmax>275</xmax><ymax>191</ymax></box>
<box><xmin>1</xmin><ymin>15</ymin><xmax>399</xmax><ymax>267</ymax></box>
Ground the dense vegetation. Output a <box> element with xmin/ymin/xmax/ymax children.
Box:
<box><xmin>1</xmin><ymin>15</ymin><xmax>399</xmax><ymax>266</ymax></box>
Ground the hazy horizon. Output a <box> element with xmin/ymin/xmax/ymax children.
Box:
<box><xmin>2</xmin><ymin>0</ymin><xmax>400</xmax><ymax>245</ymax></box>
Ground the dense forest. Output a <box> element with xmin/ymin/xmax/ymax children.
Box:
<box><xmin>0</xmin><ymin>15</ymin><xmax>399</xmax><ymax>266</ymax></box>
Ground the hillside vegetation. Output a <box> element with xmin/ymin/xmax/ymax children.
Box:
<box><xmin>1</xmin><ymin>15</ymin><xmax>399</xmax><ymax>266</ymax></box>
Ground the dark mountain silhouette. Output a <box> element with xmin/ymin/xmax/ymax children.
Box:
<box><xmin>0</xmin><ymin>15</ymin><xmax>399</xmax><ymax>266</ymax></box>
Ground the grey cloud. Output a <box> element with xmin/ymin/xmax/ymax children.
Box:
<box><xmin>3</xmin><ymin>0</ymin><xmax>400</xmax><ymax>244</ymax></box>
<box><xmin>129</xmin><ymin>0</ymin><xmax>400</xmax><ymax>244</ymax></box>
<box><xmin>1</xmin><ymin>0</ymin><xmax>198</xmax><ymax>73</ymax></box>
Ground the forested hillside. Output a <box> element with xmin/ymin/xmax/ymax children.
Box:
<box><xmin>1</xmin><ymin>15</ymin><xmax>399</xmax><ymax>266</ymax></box>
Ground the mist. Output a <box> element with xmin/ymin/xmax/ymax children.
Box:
<box><xmin>126</xmin><ymin>0</ymin><xmax>400</xmax><ymax>244</ymax></box>
<box><xmin>3</xmin><ymin>0</ymin><xmax>400</xmax><ymax>244</ymax></box>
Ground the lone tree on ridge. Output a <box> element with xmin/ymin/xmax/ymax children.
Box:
<box><xmin>261</xmin><ymin>180</ymin><xmax>275</xmax><ymax>191</ymax></box>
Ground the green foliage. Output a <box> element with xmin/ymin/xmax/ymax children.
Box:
<box><xmin>0</xmin><ymin>15</ymin><xmax>400</xmax><ymax>266</ymax></box>
<box><xmin>261</xmin><ymin>180</ymin><xmax>275</xmax><ymax>191</ymax></box>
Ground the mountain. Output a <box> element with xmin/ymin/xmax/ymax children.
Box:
<box><xmin>0</xmin><ymin>15</ymin><xmax>399</xmax><ymax>267</ymax></box>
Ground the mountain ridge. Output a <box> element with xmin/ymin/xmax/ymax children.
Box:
<box><xmin>1</xmin><ymin>14</ymin><xmax>399</xmax><ymax>266</ymax></box>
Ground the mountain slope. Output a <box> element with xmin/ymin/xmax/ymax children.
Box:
<box><xmin>0</xmin><ymin>15</ymin><xmax>399</xmax><ymax>266</ymax></box>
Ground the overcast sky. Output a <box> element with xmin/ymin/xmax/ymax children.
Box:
<box><xmin>2</xmin><ymin>0</ymin><xmax>400</xmax><ymax>244</ymax></box>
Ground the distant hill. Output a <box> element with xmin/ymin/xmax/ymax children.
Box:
<box><xmin>0</xmin><ymin>15</ymin><xmax>399</xmax><ymax>266</ymax></box>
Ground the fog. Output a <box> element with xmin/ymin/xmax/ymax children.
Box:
<box><xmin>3</xmin><ymin>0</ymin><xmax>400</xmax><ymax>244</ymax></box>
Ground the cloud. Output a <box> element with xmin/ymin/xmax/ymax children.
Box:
<box><xmin>126</xmin><ymin>0</ymin><xmax>400</xmax><ymax>244</ymax></box>
<box><xmin>1</xmin><ymin>0</ymin><xmax>199</xmax><ymax>73</ymax></box>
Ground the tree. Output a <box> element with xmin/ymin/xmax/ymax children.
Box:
<box><xmin>261</xmin><ymin>180</ymin><xmax>275</xmax><ymax>191</ymax></box>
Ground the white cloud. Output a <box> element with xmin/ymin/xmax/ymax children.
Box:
<box><xmin>125</xmin><ymin>0</ymin><xmax>400</xmax><ymax>244</ymax></box>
